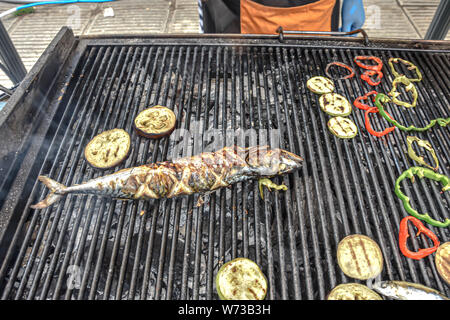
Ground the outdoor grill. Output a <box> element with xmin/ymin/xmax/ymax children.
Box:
<box><xmin>0</xmin><ymin>28</ymin><xmax>448</xmax><ymax>300</ymax></box>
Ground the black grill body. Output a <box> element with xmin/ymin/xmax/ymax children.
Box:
<box><xmin>0</xmin><ymin>29</ymin><xmax>448</xmax><ymax>300</ymax></box>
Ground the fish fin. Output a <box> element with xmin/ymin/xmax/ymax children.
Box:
<box><xmin>36</xmin><ymin>175</ymin><xmax>66</xmax><ymax>193</ymax></box>
<box><xmin>30</xmin><ymin>176</ymin><xmax>67</xmax><ymax>210</ymax></box>
<box><xmin>30</xmin><ymin>192</ymin><xmax>64</xmax><ymax>210</ymax></box>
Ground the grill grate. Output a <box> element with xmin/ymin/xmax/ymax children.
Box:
<box><xmin>0</xmin><ymin>38</ymin><xmax>449</xmax><ymax>300</ymax></box>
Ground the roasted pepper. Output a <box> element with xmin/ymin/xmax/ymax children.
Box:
<box><xmin>406</xmin><ymin>136</ymin><xmax>439</xmax><ymax>171</ymax></box>
<box><xmin>364</xmin><ymin>107</ymin><xmax>396</xmax><ymax>137</ymax></box>
<box><xmin>388</xmin><ymin>58</ymin><xmax>422</xmax><ymax>82</ymax></box>
<box><xmin>374</xmin><ymin>93</ymin><xmax>450</xmax><ymax>132</ymax></box>
<box><xmin>354</xmin><ymin>56</ymin><xmax>383</xmax><ymax>71</ymax></box>
<box><xmin>353</xmin><ymin>91</ymin><xmax>378</xmax><ymax>111</ymax></box>
<box><xmin>399</xmin><ymin>216</ymin><xmax>440</xmax><ymax>260</ymax></box>
<box><xmin>361</xmin><ymin>70</ymin><xmax>383</xmax><ymax>86</ymax></box>
<box><xmin>395</xmin><ymin>167</ymin><xmax>450</xmax><ymax>228</ymax></box>
<box><xmin>388</xmin><ymin>76</ymin><xmax>418</xmax><ymax>108</ymax></box>
<box><xmin>325</xmin><ymin>61</ymin><xmax>355</xmax><ymax>80</ymax></box>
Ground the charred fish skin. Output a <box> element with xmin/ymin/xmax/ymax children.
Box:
<box><xmin>31</xmin><ymin>145</ymin><xmax>303</xmax><ymax>209</ymax></box>
<box><xmin>372</xmin><ymin>281</ymin><xmax>449</xmax><ymax>300</ymax></box>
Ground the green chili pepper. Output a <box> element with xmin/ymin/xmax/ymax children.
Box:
<box><xmin>388</xmin><ymin>58</ymin><xmax>422</xmax><ymax>82</ymax></box>
<box><xmin>395</xmin><ymin>167</ymin><xmax>450</xmax><ymax>228</ymax></box>
<box><xmin>406</xmin><ymin>136</ymin><xmax>439</xmax><ymax>171</ymax></box>
<box><xmin>374</xmin><ymin>93</ymin><xmax>450</xmax><ymax>132</ymax></box>
<box><xmin>388</xmin><ymin>76</ymin><xmax>418</xmax><ymax>108</ymax></box>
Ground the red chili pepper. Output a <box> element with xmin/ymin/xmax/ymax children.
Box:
<box><xmin>399</xmin><ymin>216</ymin><xmax>440</xmax><ymax>260</ymax></box>
<box><xmin>353</xmin><ymin>90</ymin><xmax>378</xmax><ymax>110</ymax></box>
<box><xmin>354</xmin><ymin>56</ymin><xmax>383</xmax><ymax>71</ymax></box>
<box><xmin>361</xmin><ymin>70</ymin><xmax>383</xmax><ymax>86</ymax></box>
<box><xmin>325</xmin><ymin>61</ymin><xmax>355</xmax><ymax>80</ymax></box>
<box><xmin>364</xmin><ymin>107</ymin><xmax>396</xmax><ymax>137</ymax></box>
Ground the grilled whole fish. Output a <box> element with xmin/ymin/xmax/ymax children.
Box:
<box><xmin>372</xmin><ymin>281</ymin><xmax>449</xmax><ymax>300</ymax></box>
<box><xmin>31</xmin><ymin>145</ymin><xmax>303</xmax><ymax>209</ymax></box>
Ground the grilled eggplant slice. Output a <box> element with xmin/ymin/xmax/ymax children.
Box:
<box><xmin>84</xmin><ymin>128</ymin><xmax>131</xmax><ymax>169</ymax></box>
<box><xmin>319</xmin><ymin>93</ymin><xmax>352</xmax><ymax>116</ymax></box>
<box><xmin>337</xmin><ymin>234</ymin><xmax>384</xmax><ymax>280</ymax></box>
<box><xmin>307</xmin><ymin>76</ymin><xmax>335</xmax><ymax>94</ymax></box>
<box><xmin>327</xmin><ymin>116</ymin><xmax>358</xmax><ymax>139</ymax></box>
<box><xmin>134</xmin><ymin>105</ymin><xmax>176</xmax><ymax>139</ymax></box>
<box><xmin>216</xmin><ymin>257</ymin><xmax>268</xmax><ymax>300</ymax></box>
<box><xmin>435</xmin><ymin>242</ymin><xmax>450</xmax><ymax>285</ymax></box>
<box><xmin>327</xmin><ymin>283</ymin><xmax>383</xmax><ymax>300</ymax></box>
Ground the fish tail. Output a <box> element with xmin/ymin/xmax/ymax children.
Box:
<box><xmin>30</xmin><ymin>176</ymin><xmax>67</xmax><ymax>209</ymax></box>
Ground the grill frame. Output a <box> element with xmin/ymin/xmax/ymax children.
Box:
<box><xmin>0</xmin><ymin>28</ymin><xmax>449</xmax><ymax>300</ymax></box>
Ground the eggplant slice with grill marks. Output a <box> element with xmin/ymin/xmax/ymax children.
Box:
<box><xmin>84</xmin><ymin>128</ymin><xmax>131</xmax><ymax>170</ymax></box>
<box><xmin>216</xmin><ymin>257</ymin><xmax>268</xmax><ymax>300</ymax></box>
<box><xmin>435</xmin><ymin>242</ymin><xmax>450</xmax><ymax>286</ymax></box>
<box><xmin>327</xmin><ymin>283</ymin><xmax>383</xmax><ymax>300</ymax></box>
<box><xmin>319</xmin><ymin>93</ymin><xmax>352</xmax><ymax>116</ymax></box>
<box><xmin>337</xmin><ymin>234</ymin><xmax>384</xmax><ymax>280</ymax></box>
<box><xmin>327</xmin><ymin>116</ymin><xmax>358</xmax><ymax>139</ymax></box>
<box><xmin>306</xmin><ymin>76</ymin><xmax>335</xmax><ymax>94</ymax></box>
<box><xmin>134</xmin><ymin>105</ymin><xmax>176</xmax><ymax>139</ymax></box>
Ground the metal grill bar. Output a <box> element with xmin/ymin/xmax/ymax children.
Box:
<box><xmin>0</xmin><ymin>38</ymin><xmax>448</xmax><ymax>300</ymax></box>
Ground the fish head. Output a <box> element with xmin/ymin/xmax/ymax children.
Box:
<box><xmin>246</xmin><ymin>146</ymin><xmax>303</xmax><ymax>176</ymax></box>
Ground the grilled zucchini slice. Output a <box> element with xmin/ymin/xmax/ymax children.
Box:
<box><xmin>319</xmin><ymin>93</ymin><xmax>352</xmax><ymax>116</ymax></box>
<box><xmin>327</xmin><ymin>283</ymin><xmax>383</xmax><ymax>300</ymax></box>
<box><xmin>327</xmin><ymin>116</ymin><xmax>358</xmax><ymax>139</ymax></box>
<box><xmin>134</xmin><ymin>105</ymin><xmax>176</xmax><ymax>139</ymax></box>
<box><xmin>435</xmin><ymin>242</ymin><xmax>450</xmax><ymax>285</ymax></box>
<box><xmin>307</xmin><ymin>76</ymin><xmax>335</xmax><ymax>94</ymax></box>
<box><xmin>337</xmin><ymin>234</ymin><xmax>384</xmax><ymax>280</ymax></box>
<box><xmin>84</xmin><ymin>128</ymin><xmax>131</xmax><ymax>169</ymax></box>
<box><xmin>216</xmin><ymin>257</ymin><xmax>267</xmax><ymax>300</ymax></box>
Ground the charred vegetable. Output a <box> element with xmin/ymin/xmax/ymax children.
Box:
<box><xmin>319</xmin><ymin>93</ymin><xmax>352</xmax><ymax>116</ymax></box>
<box><xmin>327</xmin><ymin>283</ymin><xmax>383</xmax><ymax>300</ymax></box>
<box><xmin>134</xmin><ymin>105</ymin><xmax>176</xmax><ymax>139</ymax></box>
<box><xmin>388</xmin><ymin>76</ymin><xmax>418</xmax><ymax>108</ymax></box>
<box><xmin>361</xmin><ymin>70</ymin><xmax>383</xmax><ymax>86</ymax></box>
<box><xmin>337</xmin><ymin>234</ymin><xmax>384</xmax><ymax>280</ymax></box>
<box><xmin>327</xmin><ymin>116</ymin><xmax>358</xmax><ymax>139</ymax></box>
<box><xmin>354</xmin><ymin>56</ymin><xmax>384</xmax><ymax>86</ymax></box>
<box><xmin>31</xmin><ymin>145</ymin><xmax>303</xmax><ymax>209</ymax></box>
<box><xmin>374</xmin><ymin>93</ymin><xmax>450</xmax><ymax>131</ymax></box>
<box><xmin>399</xmin><ymin>216</ymin><xmax>440</xmax><ymax>260</ymax></box>
<box><xmin>84</xmin><ymin>128</ymin><xmax>131</xmax><ymax>169</ymax></box>
<box><xmin>388</xmin><ymin>58</ymin><xmax>422</xmax><ymax>82</ymax></box>
<box><xmin>354</xmin><ymin>56</ymin><xmax>383</xmax><ymax>72</ymax></box>
<box><xmin>306</xmin><ymin>76</ymin><xmax>334</xmax><ymax>94</ymax></box>
<box><xmin>406</xmin><ymin>136</ymin><xmax>439</xmax><ymax>171</ymax></box>
<box><xmin>353</xmin><ymin>90</ymin><xmax>378</xmax><ymax>111</ymax></box>
<box><xmin>364</xmin><ymin>107</ymin><xmax>396</xmax><ymax>138</ymax></box>
<box><xmin>216</xmin><ymin>258</ymin><xmax>268</xmax><ymax>300</ymax></box>
<box><xmin>394</xmin><ymin>167</ymin><xmax>450</xmax><ymax>228</ymax></box>
<box><xmin>435</xmin><ymin>242</ymin><xmax>450</xmax><ymax>285</ymax></box>
<box><xmin>325</xmin><ymin>61</ymin><xmax>355</xmax><ymax>80</ymax></box>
